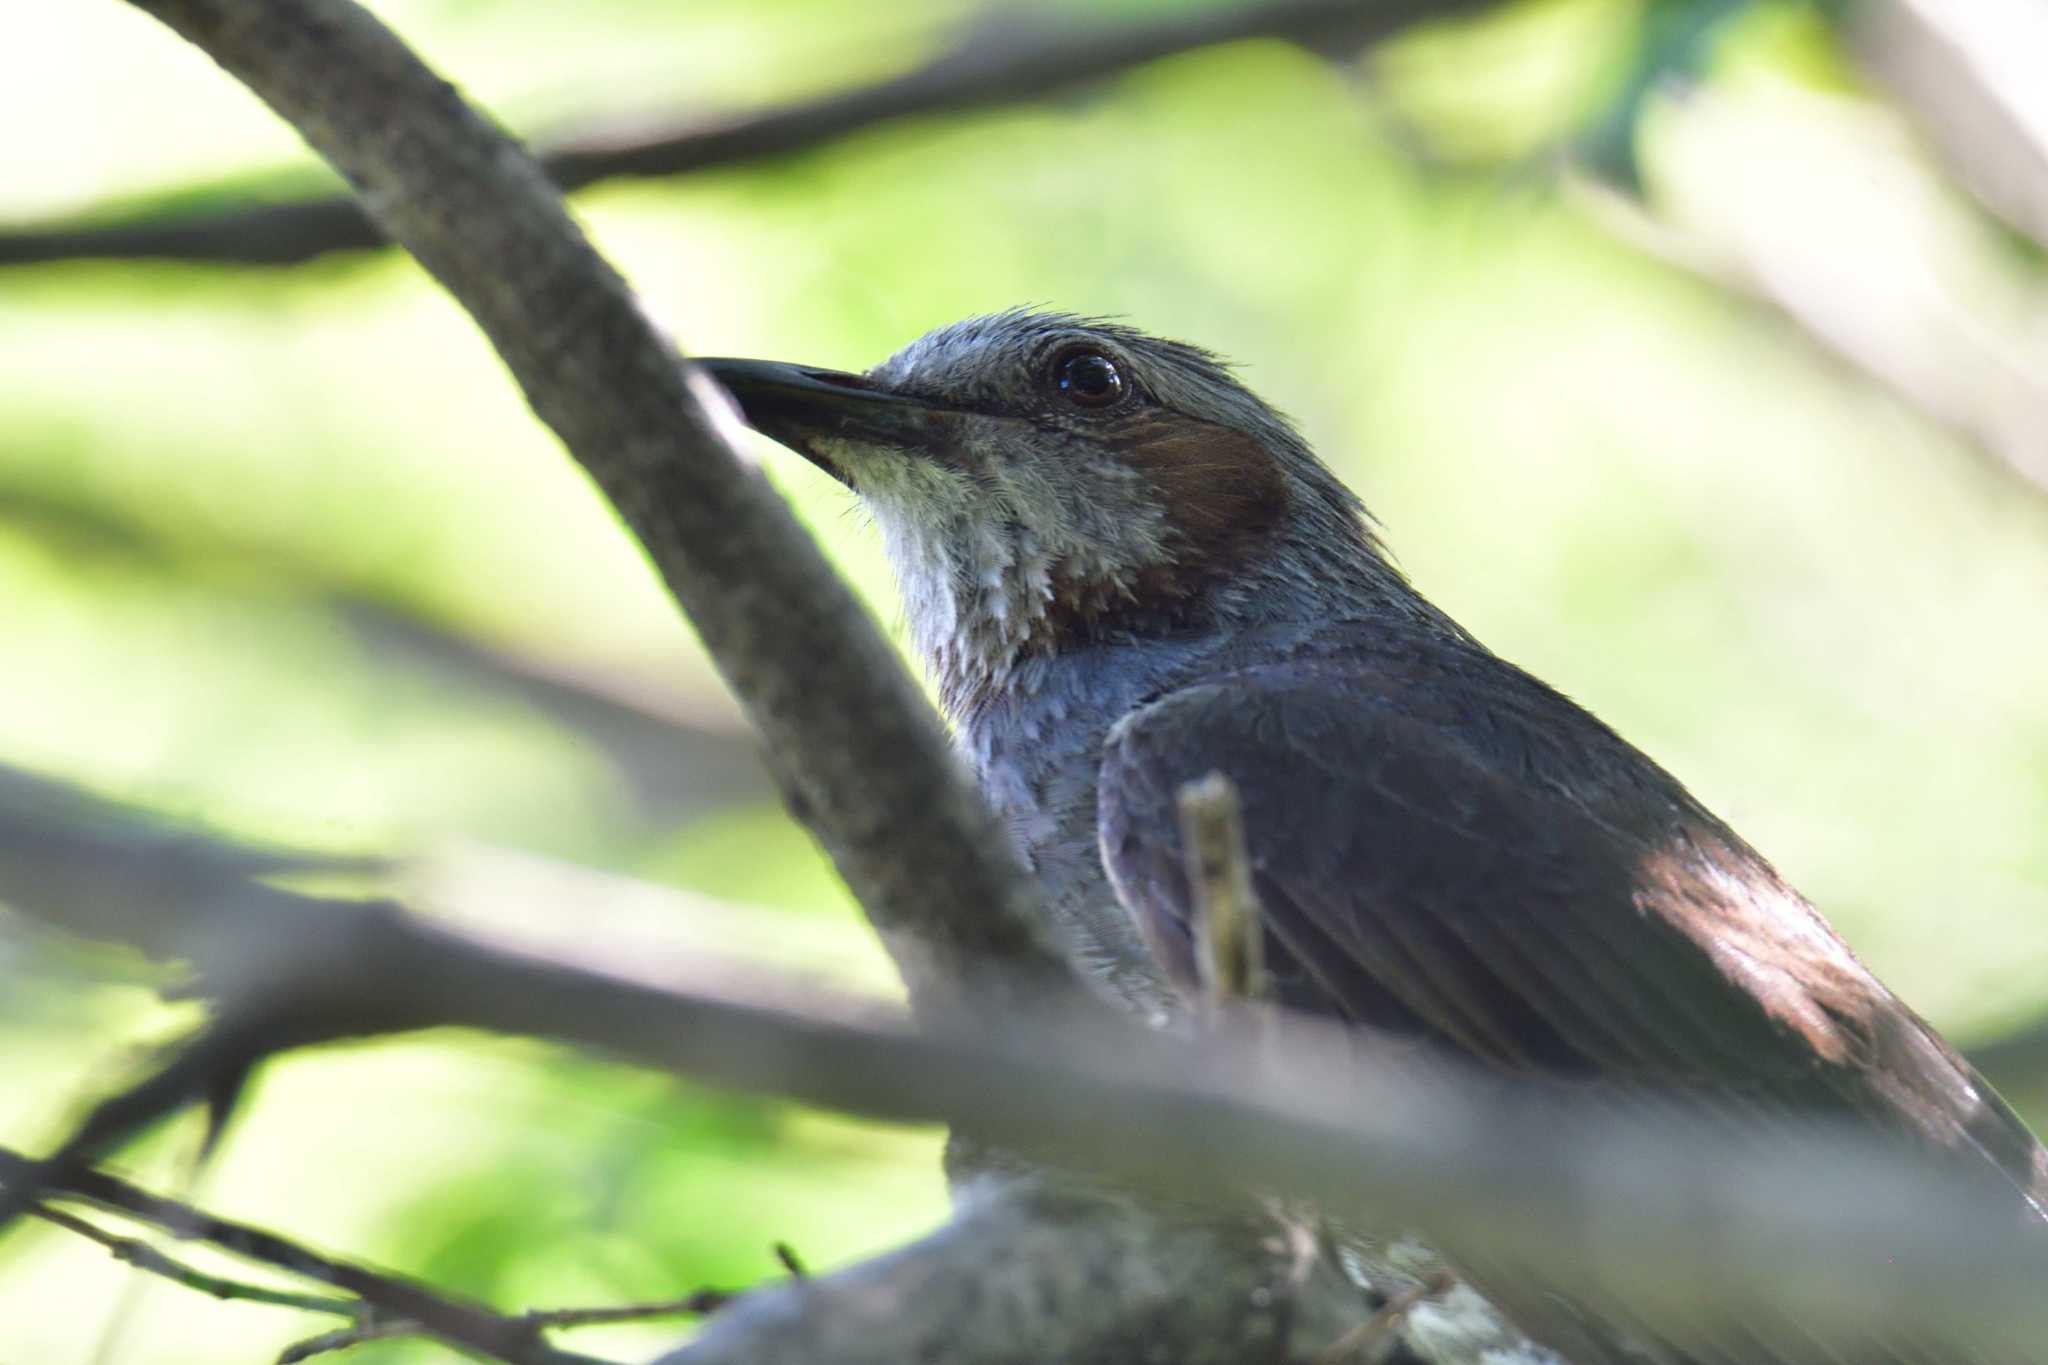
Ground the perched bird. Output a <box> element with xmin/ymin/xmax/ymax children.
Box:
<box><xmin>703</xmin><ymin>311</ymin><xmax>2046</xmax><ymax>1363</ymax></box>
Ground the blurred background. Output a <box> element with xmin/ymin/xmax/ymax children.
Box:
<box><xmin>5</xmin><ymin>0</ymin><xmax>2048</xmax><ymax>1360</ymax></box>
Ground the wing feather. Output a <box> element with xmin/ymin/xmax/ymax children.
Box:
<box><xmin>1098</xmin><ymin>659</ymin><xmax>2044</xmax><ymax>1363</ymax></box>
<box><xmin>1097</xmin><ymin>660</ymin><xmax>2044</xmax><ymax>1177</ymax></box>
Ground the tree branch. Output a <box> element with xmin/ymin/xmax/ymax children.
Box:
<box><xmin>277</xmin><ymin>1289</ymin><xmax>741</xmax><ymax>1363</ymax></box>
<box><xmin>9</xmin><ymin>772</ymin><xmax>2048</xmax><ymax>1362</ymax></box>
<box><xmin>1313</xmin><ymin>1269</ymin><xmax>1455</xmax><ymax>1365</ymax></box>
<box><xmin>18</xmin><ymin>1135</ymin><xmax>763</xmax><ymax>1365</ymax></box>
<box><xmin>29</xmin><ymin>4</ymin><xmax>2048</xmax><ymax>1361</ymax></box>
<box><xmin>1</xmin><ymin>1152</ymin><xmax>617</xmax><ymax>1365</ymax></box>
<box><xmin>0</xmin><ymin>769</ymin><xmax>1464</xmax><ymax>1362</ymax></box>
<box><xmin>116</xmin><ymin>0</ymin><xmax>1074</xmax><ymax>1026</ymax></box>
<box><xmin>657</xmin><ymin>1178</ymin><xmax>1371</xmax><ymax>1365</ymax></box>
<box><xmin>1</xmin><ymin>0</ymin><xmax>1496</xmax><ymax>270</ymax></box>
<box><xmin>29</xmin><ymin>1204</ymin><xmax>362</xmax><ymax>1319</ymax></box>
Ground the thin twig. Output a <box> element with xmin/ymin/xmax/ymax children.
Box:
<box><xmin>32</xmin><ymin>1204</ymin><xmax>363</xmax><ymax>1318</ymax></box>
<box><xmin>0</xmin><ymin>0</ymin><xmax>1496</xmax><ymax>269</ymax></box>
<box><xmin>1177</xmin><ymin>771</ymin><xmax>1267</xmax><ymax>1007</ymax></box>
<box><xmin>521</xmin><ymin>1292</ymin><xmax>735</xmax><ymax>1330</ymax></box>
<box><xmin>279</xmin><ymin>1290</ymin><xmax>737</xmax><ymax>1363</ymax></box>
<box><xmin>0</xmin><ymin>1150</ymin><xmax>615</xmax><ymax>1365</ymax></box>
<box><xmin>278</xmin><ymin>1319</ymin><xmax>412</xmax><ymax>1363</ymax></box>
<box><xmin>1315</xmin><ymin>1269</ymin><xmax>1454</xmax><ymax>1364</ymax></box>
<box><xmin>20</xmin><ymin>1131</ymin><xmax>786</xmax><ymax>1365</ymax></box>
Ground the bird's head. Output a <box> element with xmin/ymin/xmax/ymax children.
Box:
<box><xmin>704</xmin><ymin>311</ymin><xmax>1404</xmax><ymax>717</ymax></box>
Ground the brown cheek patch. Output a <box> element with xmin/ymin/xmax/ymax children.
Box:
<box><xmin>1012</xmin><ymin>413</ymin><xmax>1291</xmax><ymax>665</ymax></box>
<box><xmin>1116</xmin><ymin>412</ymin><xmax>1290</xmax><ymax>585</ymax></box>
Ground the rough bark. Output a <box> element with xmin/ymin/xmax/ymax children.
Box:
<box><xmin>10</xmin><ymin>769</ymin><xmax>2048</xmax><ymax>1363</ymax></box>
<box><xmin>120</xmin><ymin>0</ymin><xmax>1070</xmax><ymax>1026</ymax></box>
<box><xmin>659</xmin><ymin>1181</ymin><xmax>1372</xmax><ymax>1365</ymax></box>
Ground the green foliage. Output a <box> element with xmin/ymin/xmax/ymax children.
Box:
<box><xmin>5</xmin><ymin>1</ymin><xmax>2048</xmax><ymax>1360</ymax></box>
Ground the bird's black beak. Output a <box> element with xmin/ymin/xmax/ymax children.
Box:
<box><xmin>697</xmin><ymin>358</ymin><xmax>951</xmax><ymax>487</ymax></box>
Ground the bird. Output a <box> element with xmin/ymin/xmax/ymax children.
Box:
<box><xmin>701</xmin><ymin>310</ymin><xmax>2048</xmax><ymax>1363</ymax></box>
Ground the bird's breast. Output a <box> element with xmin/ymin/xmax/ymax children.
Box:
<box><xmin>958</xmin><ymin>642</ymin><xmax>1216</xmax><ymax>1015</ymax></box>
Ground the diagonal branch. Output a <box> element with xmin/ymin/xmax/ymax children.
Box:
<box><xmin>29</xmin><ymin>1204</ymin><xmax>362</xmax><ymax>1319</ymax></box>
<box><xmin>2</xmin><ymin>1152</ymin><xmax>617</xmax><ymax>1365</ymax></box>
<box><xmin>22</xmin><ymin>1149</ymin><xmax>753</xmax><ymax>1365</ymax></box>
<box><xmin>115</xmin><ymin>0</ymin><xmax>1073</xmax><ymax>1027</ymax></box>
<box><xmin>278</xmin><ymin>1294</ymin><xmax>740</xmax><ymax>1364</ymax></box>
<box><xmin>9</xmin><ymin>775</ymin><xmax>2048</xmax><ymax>1361</ymax></box>
<box><xmin>0</xmin><ymin>0</ymin><xmax>1497</xmax><ymax>269</ymax></box>
<box><xmin>279</xmin><ymin>1281</ymin><xmax>782</xmax><ymax>1362</ymax></box>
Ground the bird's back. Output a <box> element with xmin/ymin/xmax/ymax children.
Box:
<box><xmin>1088</xmin><ymin>623</ymin><xmax>2048</xmax><ymax>1363</ymax></box>
<box><xmin>1104</xmin><ymin>624</ymin><xmax>2047</xmax><ymax>1191</ymax></box>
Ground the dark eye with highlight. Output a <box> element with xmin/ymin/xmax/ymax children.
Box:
<box><xmin>1053</xmin><ymin>350</ymin><xmax>1127</xmax><ymax>409</ymax></box>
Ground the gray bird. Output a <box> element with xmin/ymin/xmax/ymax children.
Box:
<box><xmin>702</xmin><ymin>311</ymin><xmax>2047</xmax><ymax>1364</ymax></box>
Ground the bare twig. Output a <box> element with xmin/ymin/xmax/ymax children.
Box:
<box><xmin>278</xmin><ymin>1320</ymin><xmax>413</xmax><ymax>1363</ymax></box>
<box><xmin>31</xmin><ymin>1204</ymin><xmax>362</xmax><ymax>1318</ymax></box>
<box><xmin>117</xmin><ymin>0</ymin><xmax>1076</xmax><ymax>1028</ymax></box>
<box><xmin>279</xmin><ymin>1289</ymin><xmax>737</xmax><ymax>1363</ymax></box>
<box><xmin>0</xmin><ymin>760</ymin><xmax>926</xmax><ymax>1224</ymax></box>
<box><xmin>1176</xmin><ymin>771</ymin><xmax>1267</xmax><ymax>1007</ymax></box>
<box><xmin>0</xmin><ymin>1012</ymin><xmax>335</xmax><ymax>1233</ymax></box>
<box><xmin>10</xmin><ymin>794</ymin><xmax>2048</xmax><ymax>1358</ymax></box>
<box><xmin>521</xmin><ymin>1293</ymin><xmax>735</xmax><ymax>1331</ymax></box>
<box><xmin>0</xmin><ymin>0</ymin><xmax>1498</xmax><ymax>269</ymax></box>
<box><xmin>1315</xmin><ymin>1269</ymin><xmax>1454</xmax><ymax>1364</ymax></box>
<box><xmin>1</xmin><ymin>1151</ymin><xmax>617</xmax><ymax>1365</ymax></box>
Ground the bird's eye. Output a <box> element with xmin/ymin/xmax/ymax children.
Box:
<box><xmin>1054</xmin><ymin>351</ymin><xmax>1127</xmax><ymax>409</ymax></box>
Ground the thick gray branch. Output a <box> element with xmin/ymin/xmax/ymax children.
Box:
<box><xmin>7</xmin><ymin>777</ymin><xmax>2048</xmax><ymax>1363</ymax></box>
<box><xmin>660</xmin><ymin>1179</ymin><xmax>1368</xmax><ymax>1365</ymax></box>
<box><xmin>2</xmin><ymin>0</ymin><xmax>1495</xmax><ymax>269</ymax></box>
<box><xmin>119</xmin><ymin>0</ymin><xmax>1068</xmax><ymax>1022</ymax></box>
<box><xmin>0</xmin><ymin>767</ymin><xmax>1495</xmax><ymax>1364</ymax></box>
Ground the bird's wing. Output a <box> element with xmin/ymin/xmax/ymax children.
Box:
<box><xmin>1097</xmin><ymin>659</ymin><xmax>2046</xmax><ymax>1188</ymax></box>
